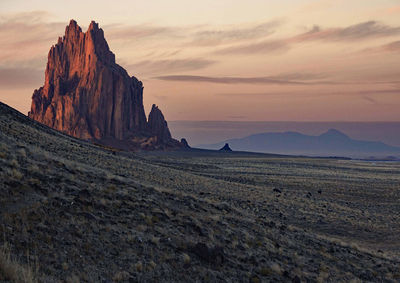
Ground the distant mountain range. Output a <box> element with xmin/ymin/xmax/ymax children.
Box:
<box><xmin>198</xmin><ymin>129</ymin><xmax>400</xmax><ymax>158</ymax></box>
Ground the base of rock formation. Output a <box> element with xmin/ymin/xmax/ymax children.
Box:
<box><xmin>97</xmin><ymin>135</ymin><xmax>183</xmax><ymax>151</ymax></box>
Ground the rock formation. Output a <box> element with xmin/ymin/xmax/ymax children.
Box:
<box><xmin>180</xmin><ymin>138</ymin><xmax>190</xmax><ymax>149</ymax></box>
<box><xmin>28</xmin><ymin>20</ymin><xmax>181</xmax><ymax>150</ymax></box>
<box><xmin>148</xmin><ymin>104</ymin><xmax>172</xmax><ymax>143</ymax></box>
<box><xmin>219</xmin><ymin>143</ymin><xmax>232</xmax><ymax>151</ymax></box>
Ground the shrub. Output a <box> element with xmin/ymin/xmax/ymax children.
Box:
<box><xmin>0</xmin><ymin>243</ymin><xmax>36</xmax><ymax>283</ymax></box>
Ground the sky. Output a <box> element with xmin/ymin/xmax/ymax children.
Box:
<box><xmin>0</xmin><ymin>0</ymin><xmax>400</xmax><ymax>122</ymax></box>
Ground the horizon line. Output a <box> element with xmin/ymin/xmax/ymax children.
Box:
<box><xmin>169</xmin><ymin>120</ymin><xmax>400</xmax><ymax>123</ymax></box>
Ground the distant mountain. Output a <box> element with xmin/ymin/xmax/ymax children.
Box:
<box><xmin>198</xmin><ymin>129</ymin><xmax>400</xmax><ymax>157</ymax></box>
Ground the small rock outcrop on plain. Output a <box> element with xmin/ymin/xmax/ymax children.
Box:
<box><xmin>180</xmin><ymin>138</ymin><xmax>190</xmax><ymax>149</ymax></box>
<box><xmin>219</xmin><ymin>143</ymin><xmax>232</xmax><ymax>151</ymax></box>
<box><xmin>28</xmin><ymin>20</ymin><xmax>181</xmax><ymax>150</ymax></box>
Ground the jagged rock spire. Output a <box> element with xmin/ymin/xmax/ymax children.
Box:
<box><xmin>28</xmin><ymin>20</ymin><xmax>178</xmax><ymax>150</ymax></box>
<box><xmin>148</xmin><ymin>104</ymin><xmax>172</xmax><ymax>143</ymax></box>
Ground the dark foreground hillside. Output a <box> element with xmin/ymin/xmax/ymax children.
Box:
<box><xmin>0</xmin><ymin>102</ymin><xmax>400</xmax><ymax>282</ymax></box>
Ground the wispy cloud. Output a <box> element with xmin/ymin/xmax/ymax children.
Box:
<box><xmin>215</xmin><ymin>21</ymin><xmax>400</xmax><ymax>55</ymax></box>
<box><xmin>106</xmin><ymin>20</ymin><xmax>284</xmax><ymax>55</ymax></box>
<box><xmin>216</xmin><ymin>88</ymin><xmax>400</xmax><ymax>97</ymax></box>
<box><xmin>154</xmin><ymin>72</ymin><xmax>357</xmax><ymax>85</ymax></box>
<box><xmin>125</xmin><ymin>58</ymin><xmax>216</xmax><ymax>76</ymax></box>
<box><xmin>0</xmin><ymin>11</ymin><xmax>64</xmax><ymax>61</ymax></box>
<box><xmin>362</xmin><ymin>96</ymin><xmax>378</xmax><ymax>104</ymax></box>
<box><xmin>366</xmin><ymin>40</ymin><xmax>400</xmax><ymax>53</ymax></box>
<box><xmin>268</xmin><ymin>72</ymin><xmax>327</xmax><ymax>81</ymax></box>
<box><xmin>382</xmin><ymin>40</ymin><xmax>400</xmax><ymax>51</ymax></box>
<box><xmin>188</xmin><ymin>20</ymin><xmax>282</xmax><ymax>46</ymax></box>
<box><xmin>294</xmin><ymin>21</ymin><xmax>400</xmax><ymax>42</ymax></box>
<box><xmin>154</xmin><ymin>75</ymin><xmax>317</xmax><ymax>85</ymax></box>
<box><xmin>105</xmin><ymin>23</ymin><xmax>181</xmax><ymax>41</ymax></box>
<box><xmin>0</xmin><ymin>67</ymin><xmax>43</xmax><ymax>89</ymax></box>
<box><xmin>356</xmin><ymin>89</ymin><xmax>400</xmax><ymax>95</ymax></box>
<box><xmin>104</xmin><ymin>20</ymin><xmax>283</xmax><ymax>47</ymax></box>
<box><xmin>214</xmin><ymin>39</ymin><xmax>289</xmax><ymax>55</ymax></box>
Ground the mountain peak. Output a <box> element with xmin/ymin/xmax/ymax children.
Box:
<box><xmin>68</xmin><ymin>19</ymin><xmax>79</xmax><ymax>30</ymax></box>
<box><xmin>56</xmin><ymin>20</ymin><xmax>115</xmax><ymax>69</ymax></box>
<box><xmin>319</xmin><ymin>129</ymin><xmax>349</xmax><ymax>139</ymax></box>
<box><xmin>88</xmin><ymin>20</ymin><xmax>99</xmax><ymax>31</ymax></box>
<box><xmin>65</xmin><ymin>19</ymin><xmax>82</xmax><ymax>39</ymax></box>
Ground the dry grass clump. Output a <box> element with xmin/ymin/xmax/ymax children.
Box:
<box><xmin>0</xmin><ymin>243</ymin><xmax>36</xmax><ymax>283</ymax></box>
<box><xmin>112</xmin><ymin>270</ymin><xmax>129</xmax><ymax>282</ymax></box>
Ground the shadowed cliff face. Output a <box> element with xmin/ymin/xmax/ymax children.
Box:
<box><xmin>148</xmin><ymin>104</ymin><xmax>172</xmax><ymax>143</ymax></box>
<box><xmin>28</xmin><ymin>20</ymin><xmax>178</xmax><ymax>149</ymax></box>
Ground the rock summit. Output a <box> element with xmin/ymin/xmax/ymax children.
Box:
<box><xmin>29</xmin><ymin>20</ymin><xmax>181</xmax><ymax>150</ymax></box>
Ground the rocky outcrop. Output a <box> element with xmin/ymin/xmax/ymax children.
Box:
<box><xmin>180</xmin><ymin>138</ymin><xmax>190</xmax><ymax>149</ymax></box>
<box><xmin>219</xmin><ymin>143</ymin><xmax>232</xmax><ymax>151</ymax></box>
<box><xmin>28</xmin><ymin>20</ymin><xmax>180</xmax><ymax>150</ymax></box>
<box><xmin>148</xmin><ymin>104</ymin><xmax>172</xmax><ymax>143</ymax></box>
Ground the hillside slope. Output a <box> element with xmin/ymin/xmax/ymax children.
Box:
<box><xmin>1</xmin><ymin>102</ymin><xmax>400</xmax><ymax>282</ymax></box>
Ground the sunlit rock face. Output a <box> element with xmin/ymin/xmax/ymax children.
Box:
<box><xmin>29</xmin><ymin>20</ymin><xmax>179</xmax><ymax>149</ymax></box>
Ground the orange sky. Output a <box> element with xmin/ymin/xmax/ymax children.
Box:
<box><xmin>0</xmin><ymin>0</ymin><xmax>399</xmax><ymax>121</ymax></box>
